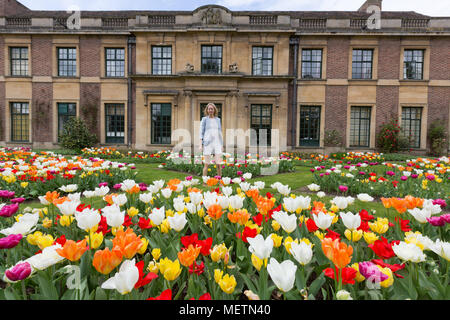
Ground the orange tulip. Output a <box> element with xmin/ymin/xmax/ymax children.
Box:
<box><xmin>45</xmin><ymin>191</ymin><xmax>60</xmax><ymax>204</ymax></box>
<box><xmin>391</xmin><ymin>198</ymin><xmax>408</xmax><ymax>214</ymax></box>
<box><xmin>56</xmin><ymin>239</ymin><xmax>88</xmax><ymax>262</ymax></box>
<box><xmin>312</xmin><ymin>201</ymin><xmax>326</xmax><ymax>215</ymax></box>
<box><xmin>112</xmin><ymin>228</ymin><xmax>143</xmax><ymax>259</ymax></box>
<box><xmin>381</xmin><ymin>198</ymin><xmax>393</xmax><ymax>209</ymax></box>
<box><xmin>103</xmin><ymin>193</ymin><xmax>119</xmax><ymax>206</ymax></box>
<box><xmin>53</xmin><ymin>196</ymin><xmax>69</xmax><ymax>206</ymax></box>
<box><xmin>206</xmin><ymin>178</ymin><xmax>219</xmax><ymax>187</ymax></box>
<box><xmin>255</xmin><ymin>197</ymin><xmax>274</xmax><ymax>215</ymax></box>
<box><xmin>187</xmin><ymin>187</ymin><xmax>202</xmax><ymax>193</ymax></box>
<box><xmin>207</xmin><ymin>204</ymin><xmax>223</xmax><ymax>220</ymax></box>
<box><xmin>177</xmin><ymin>244</ymin><xmax>201</xmax><ymax>267</ymax></box>
<box><xmin>227</xmin><ymin>209</ymin><xmax>250</xmax><ymax>225</ymax></box>
<box><xmin>92</xmin><ymin>247</ymin><xmax>123</xmax><ymax>275</ymax></box>
<box><xmin>404</xmin><ymin>195</ymin><xmax>424</xmax><ymax>210</ymax></box>
<box><xmin>246</xmin><ymin>189</ymin><xmax>260</xmax><ymax>201</ymax></box>
<box><xmin>321</xmin><ymin>238</ymin><xmax>353</xmax><ymax>269</ymax></box>
<box><xmin>127</xmin><ymin>185</ymin><xmax>141</xmax><ymax>194</ymax></box>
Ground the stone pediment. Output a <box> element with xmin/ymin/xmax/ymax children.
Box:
<box><xmin>192</xmin><ymin>5</ymin><xmax>232</xmax><ymax>26</ymax></box>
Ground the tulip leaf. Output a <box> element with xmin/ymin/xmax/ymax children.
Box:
<box><xmin>240</xmin><ymin>273</ymin><xmax>258</xmax><ymax>293</ymax></box>
<box><xmin>308</xmin><ymin>272</ymin><xmax>326</xmax><ymax>297</ymax></box>
<box><xmin>3</xmin><ymin>287</ymin><xmax>20</xmax><ymax>300</ymax></box>
<box><xmin>37</xmin><ymin>275</ymin><xmax>59</xmax><ymax>300</ymax></box>
<box><xmin>95</xmin><ymin>288</ymin><xmax>108</xmax><ymax>300</ymax></box>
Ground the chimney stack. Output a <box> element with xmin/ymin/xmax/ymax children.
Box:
<box><xmin>0</xmin><ymin>0</ymin><xmax>30</xmax><ymax>17</ymax></box>
<box><xmin>358</xmin><ymin>0</ymin><xmax>382</xmax><ymax>12</ymax></box>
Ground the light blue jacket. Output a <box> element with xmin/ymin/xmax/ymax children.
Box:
<box><xmin>200</xmin><ymin>116</ymin><xmax>223</xmax><ymax>147</ymax></box>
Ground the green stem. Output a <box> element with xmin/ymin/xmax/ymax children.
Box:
<box><xmin>21</xmin><ymin>280</ymin><xmax>27</xmax><ymax>300</ymax></box>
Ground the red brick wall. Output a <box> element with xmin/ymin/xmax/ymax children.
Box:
<box><xmin>80</xmin><ymin>35</ymin><xmax>101</xmax><ymax>77</ymax></box>
<box><xmin>429</xmin><ymin>37</ymin><xmax>450</xmax><ymax>80</ymax></box>
<box><xmin>32</xmin><ymin>83</ymin><xmax>53</xmax><ymax>142</ymax></box>
<box><xmin>376</xmin><ymin>86</ymin><xmax>399</xmax><ymax>131</ymax></box>
<box><xmin>325</xmin><ymin>85</ymin><xmax>348</xmax><ymax>146</ymax></box>
<box><xmin>31</xmin><ymin>35</ymin><xmax>52</xmax><ymax>76</ymax></box>
<box><xmin>0</xmin><ymin>36</ymin><xmax>4</xmax><ymax>141</ymax></box>
<box><xmin>326</xmin><ymin>37</ymin><xmax>350</xmax><ymax>79</ymax></box>
<box><xmin>378</xmin><ymin>37</ymin><xmax>401</xmax><ymax>79</ymax></box>
<box><xmin>0</xmin><ymin>0</ymin><xmax>30</xmax><ymax>16</ymax></box>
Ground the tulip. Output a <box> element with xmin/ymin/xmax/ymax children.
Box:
<box><xmin>158</xmin><ymin>257</ymin><xmax>182</xmax><ymax>281</ymax></box>
<box><xmin>358</xmin><ymin>261</ymin><xmax>389</xmax><ymax>285</ymax></box>
<box><xmin>340</xmin><ymin>212</ymin><xmax>361</xmax><ymax>231</ymax></box>
<box><xmin>207</xmin><ymin>204</ymin><xmax>223</xmax><ymax>220</ymax></box>
<box><xmin>177</xmin><ymin>244</ymin><xmax>201</xmax><ymax>267</ymax></box>
<box><xmin>392</xmin><ymin>241</ymin><xmax>426</xmax><ymax>263</ymax></box>
<box><xmin>0</xmin><ymin>234</ymin><xmax>23</xmax><ymax>249</ymax></box>
<box><xmin>4</xmin><ymin>262</ymin><xmax>32</xmax><ymax>283</ymax></box>
<box><xmin>56</xmin><ymin>239</ymin><xmax>88</xmax><ymax>262</ymax></box>
<box><xmin>85</xmin><ymin>231</ymin><xmax>104</xmax><ymax>250</ymax></box>
<box><xmin>321</xmin><ymin>238</ymin><xmax>353</xmax><ymax>269</ymax></box>
<box><xmin>290</xmin><ymin>241</ymin><xmax>313</xmax><ymax>265</ymax></box>
<box><xmin>0</xmin><ymin>203</ymin><xmax>19</xmax><ymax>218</ymax></box>
<box><xmin>336</xmin><ymin>290</ymin><xmax>353</xmax><ymax>300</ymax></box>
<box><xmin>101</xmin><ymin>259</ymin><xmax>140</xmax><ymax>295</ymax></box>
<box><xmin>357</xmin><ymin>193</ymin><xmax>374</xmax><ymax>202</ymax></box>
<box><xmin>25</xmin><ymin>244</ymin><xmax>65</xmax><ymax>271</ymax></box>
<box><xmin>101</xmin><ymin>204</ymin><xmax>125</xmax><ymax>228</ymax></box>
<box><xmin>167</xmin><ymin>213</ymin><xmax>187</xmax><ymax>232</ymax></box>
<box><xmin>427</xmin><ymin>216</ymin><xmax>446</xmax><ymax>227</ymax></box>
<box><xmin>112</xmin><ymin>228</ymin><xmax>143</xmax><ymax>259</ymax></box>
<box><xmin>218</xmin><ymin>274</ymin><xmax>237</xmax><ymax>294</ymax></box>
<box><xmin>149</xmin><ymin>206</ymin><xmax>165</xmax><ymax>226</ymax></box>
<box><xmin>345</xmin><ymin>229</ymin><xmax>363</xmax><ymax>242</ymax></box>
<box><xmin>267</xmin><ymin>258</ymin><xmax>297</xmax><ymax>293</ymax></box>
<box><xmin>247</xmin><ymin>234</ymin><xmax>273</xmax><ymax>260</ymax></box>
<box><xmin>148</xmin><ymin>289</ymin><xmax>172</xmax><ymax>300</ymax></box>
<box><xmin>313</xmin><ymin>211</ymin><xmax>334</xmax><ymax>231</ymax></box>
<box><xmin>428</xmin><ymin>239</ymin><xmax>450</xmax><ymax>261</ymax></box>
<box><xmin>408</xmin><ymin>208</ymin><xmax>432</xmax><ymax>224</ymax></box>
<box><xmin>92</xmin><ymin>247</ymin><xmax>123</xmax><ymax>275</ymax></box>
<box><xmin>134</xmin><ymin>260</ymin><xmax>158</xmax><ymax>289</ymax></box>
<box><xmin>272</xmin><ymin>211</ymin><xmax>297</xmax><ymax>234</ymax></box>
<box><xmin>74</xmin><ymin>208</ymin><xmax>101</xmax><ymax>232</ymax></box>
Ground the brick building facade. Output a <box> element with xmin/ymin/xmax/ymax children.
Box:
<box><xmin>0</xmin><ymin>0</ymin><xmax>449</xmax><ymax>154</ymax></box>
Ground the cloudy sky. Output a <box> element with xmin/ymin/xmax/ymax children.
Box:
<box><xmin>19</xmin><ymin>0</ymin><xmax>450</xmax><ymax>17</ymax></box>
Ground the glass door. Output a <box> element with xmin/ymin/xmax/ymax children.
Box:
<box><xmin>300</xmin><ymin>106</ymin><xmax>321</xmax><ymax>147</ymax></box>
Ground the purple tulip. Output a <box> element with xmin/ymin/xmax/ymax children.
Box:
<box><xmin>0</xmin><ymin>190</ymin><xmax>15</xmax><ymax>199</ymax></box>
<box><xmin>186</xmin><ymin>176</ymin><xmax>193</xmax><ymax>181</ymax></box>
<box><xmin>426</xmin><ymin>175</ymin><xmax>435</xmax><ymax>181</ymax></box>
<box><xmin>325</xmin><ymin>172</ymin><xmax>330</xmax><ymax>176</ymax></box>
<box><xmin>0</xmin><ymin>203</ymin><xmax>19</xmax><ymax>218</ymax></box>
<box><xmin>5</xmin><ymin>262</ymin><xmax>32</xmax><ymax>282</ymax></box>
<box><xmin>0</xmin><ymin>234</ymin><xmax>23</xmax><ymax>249</ymax></box>
<box><xmin>339</xmin><ymin>185</ymin><xmax>348</xmax><ymax>193</ymax></box>
<box><xmin>411</xmin><ymin>174</ymin><xmax>419</xmax><ymax>179</ymax></box>
<box><xmin>237</xmin><ymin>171</ymin><xmax>243</xmax><ymax>176</ymax></box>
<box><xmin>344</xmin><ymin>166</ymin><xmax>351</xmax><ymax>170</ymax></box>
<box><xmin>98</xmin><ymin>182</ymin><xmax>109</xmax><ymax>187</ymax></box>
<box><xmin>386</xmin><ymin>171</ymin><xmax>395</xmax><ymax>176</ymax></box>
<box><xmin>310</xmin><ymin>169</ymin><xmax>315</xmax><ymax>173</ymax></box>
<box><xmin>139</xmin><ymin>186</ymin><xmax>148</xmax><ymax>192</ymax></box>
<box><xmin>401</xmin><ymin>176</ymin><xmax>408</xmax><ymax>181</ymax></box>
<box><xmin>330</xmin><ymin>168</ymin><xmax>336</xmax><ymax>171</ymax></box>
<box><xmin>441</xmin><ymin>214</ymin><xmax>450</xmax><ymax>224</ymax></box>
<box><xmin>359</xmin><ymin>171</ymin><xmax>366</xmax><ymax>175</ymax></box>
<box><xmin>113</xmin><ymin>184</ymin><xmax>122</xmax><ymax>190</ymax></box>
<box><xmin>426</xmin><ymin>216</ymin><xmax>446</xmax><ymax>227</ymax></box>
<box><xmin>432</xmin><ymin>199</ymin><xmax>447</xmax><ymax>209</ymax></box>
<box><xmin>11</xmin><ymin>197</ymin><xmax>25</xmax><ymax>204</ymax></box>
<box><xmin>320</xmin><ymin>173</ymin><xmax>324</xmax><ymax>177</ymax></box>
<box><xmin>358</xmin><ymin>261</ymin><xmax>389</xmax><ymax>283</ymax></box>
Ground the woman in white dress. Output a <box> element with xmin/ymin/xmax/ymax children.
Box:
<box><xmin>199</xmin><ymin>103</ymin><xmax>223</xmax><ymax>178</ymax></box>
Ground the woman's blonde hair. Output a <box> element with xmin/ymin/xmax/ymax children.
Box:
<box><xmin>203</xmin><ymin>103</ymin><xmax>219</xmax><ymax>117</ymax></box>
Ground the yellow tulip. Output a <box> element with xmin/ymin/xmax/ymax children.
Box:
<box><xmin>251</xmin><ymin>253</ymin><xmax>264</xmax><ymax>271</ymax></box>
<box><xmin>271</xmin><ymin>220</ymin><xmax>281</xmax><ymax>231</ymax></box>
<box><xmin>147</xmin><ymin>260</ymin><xmax>159</xmax><ymax>274</ymax></box>
<box><xmin>127</xmin><ymin>207</ymin><xmax>139</xmax><ymax>217</ymax></box>
<box><xmin>214</xmin><ymin>269</ymin><xmax>223</xmax><ymax>283</ymax></box>
<box><xmin>138</xmin><ymin>238</ymin><xmax>149</xmax><ymax>255</ymax></box>
<box><xmin>59</xmin><ymin>215</ymin><xmax>74</xmax><ymax>227</ymax></box>
<box><xmin>363</xmin><ymin>232</ymin><xmax>379</xmax><ymax>245</ymax></box>
<box><xmin>369</xmin><ymin>218</ymin><xmax>389</xmax><ymax>234</ymax></box>
<box><xmin>378</xmin><ymin>266</ymin><xmax>394</xmax><ymax>288</ymax></box>
<box><xmin>27</xmin><ymin>231</ymin><xmax>43</xmax><ymax>246</ymax></box>
<box><xmin>151</xmin><ymin>248</ymin><xmax>161</xmax><ymax>261</ymax></box>
<box><xmin>85</xmin><ymin>232</ymin><xmax>104</xmax><ymax>250</ymax></box>
<box><xmin>21</xmin><ymin>182</ymin><xmax>29</xmax><ymax>188</ymax></box>
<box><xmin>283</xmin><ymin>237</ymin><xmax>298</xmax><ymax>255</ymax></box>
<box><xmin>345</xmin><ymin>229</ymin><xmax>363</xmax><ymax>242</ymax></box>
<box><xmin>159</xmin><ymin>219</ymin><xmax>170</xmax><ymax>234</ymax></box>
<box><xmin>219</xmin><ymin>274</ymin><xmax>237</xmax><ymax>294</ymax></box>
<box><xmin>42</xmin><ymin>218</ymin><xmax>53</xmax><ymax>229</ymax></box>
<box><xmin>211</xmin><ymin>244</ymin><xmax>227</xmax><ymax>262</ymax></box>
<box><xmin>36</xmin><ymin>234</ymin><xmax>54</xmax><ymax>250</ymax></box>
<box><xmin>270</xmin><ymin>234</ymin><xmax>283</xmax><ymax>248</ymax></box>
<box><xmin>159</xmin><ymin>258</ymin><xmax>181</xmax><ymax>281</ymax></box>
<box><xmin>351</xmin><ymin>263</ymin><xmax>366</xmax><ymax>283</ymax></box>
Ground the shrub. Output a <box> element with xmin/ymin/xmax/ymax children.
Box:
<box><xmin>428</xmin><ymin>120</ymin><xmax>448</xmax><ymax>156</ymax></box>
<box><xmin>58</xmin><ymin>117</ymin><xmax>98</xmax><ymax>152</ymax></box>
<box><xmin>376</xmin><ymin>120</ymin><xmax>409</xmax><ymax>153</ymax></box>
<box><xmin>324</xmin><ymin>130</ymin><xmax>343</xmax><ymax>147</ymax></box>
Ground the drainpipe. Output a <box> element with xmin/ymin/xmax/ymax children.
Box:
<box><xmin>290</xmin><ymin>36</ymin><xmax>299</xmax><ymax>149</ymax></box>
<box><xmin>127</xmin><ymin>34</ymin><xmax>136</xmax><ymax>149</ymax></box>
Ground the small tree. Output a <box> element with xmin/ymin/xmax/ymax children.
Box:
<box><xmin>58</xmin><ymin>117</ymin><xmax>98</xmax><ymax>152</ymax></box>
<box><xmin>428</xmin><ymin>120</ymin><xmax>448</xmax><ymax>156</ymax></box>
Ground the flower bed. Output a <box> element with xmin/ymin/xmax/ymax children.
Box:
<box><xmin>0</xmin><ymin>175</ymin><xmax>448</xmax><ymax>300</ymax></box>
<box><xmin>312</xmin><ymin>157</ymin><xmax>450</xmax><ymax>200</ymax></box>
<box><xmin>0</xmin><ymin>148</ymin><xmax>136</xmax><ymax>200</ymax></box>
<box><xmin>161</xmin><ymin>153</ymin><xmax>295</xmax><ymax>178</ymax></box>
<box><xmin>82</xmin><ymin>147</ymin><xmax>170</xmax><ymax>163</ymax></box>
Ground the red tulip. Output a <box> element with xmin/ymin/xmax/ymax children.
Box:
<box><xmin>148</xmin><ymin>289</ymin><xmax>172</xmax><ymax>300</ymax></box>
<box><xmin>134</xmin><ymin>260</ymin><xmax>158</xmax><ymax>289</ymax></box>
<box><xmin>368</xmin><ymin>237</ymin><xmax>398</xmax><ymax>259</ymax></box>
<box><xmin>323</xmin><ymin>266</ymin><xmax>357</xmax><ymax>285</ymax></box>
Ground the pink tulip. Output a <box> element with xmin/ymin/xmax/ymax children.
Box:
<box><xmin>11</xmin><ymin>197</ymin><xmax>26</xmax><ymax>204</ymax></box>
<box><xmin>5</xmin><ymin>262</ymin><xmax>32</xmax><ymax>282</ymax></box>
<box><xmin>98</xmin><ymin>182</ymin><xmax>109</xmax><ymax>187</ymax></box>
<box><xmin>0</xmin><ymin>203</ymin><xmax>19</xmax><ymax>218</ymax></box>
<box><xmin>427</xmin><ymin>216</ymin><xmax>446</xmax><ymax>227</ymax></box>
<box><xmin>0</xmin><ymin>234</ymin><xmax>23</xmax><ymax>249</ymax></box>
<box><xmin>339</xmin><ymin>185</ymin><xmax>348</xmax><ymax>193</ymax></box>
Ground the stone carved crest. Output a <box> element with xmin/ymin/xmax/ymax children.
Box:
<box><xmin>229</xmin><ymin>62</ymin><xmax>238</xmax><ymax>73</ymax></box>
<box><xmin>185</xmin><ymin>63</ymin><xmax>194</xmax><ymax>73</ymax></box>
<box><xmin>201</xmin><ymin>7</ymin><xmax>222</xmax><ymax>25</ymax></box>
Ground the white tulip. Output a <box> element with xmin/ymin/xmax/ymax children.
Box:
<box><xmin>94</xmin><ymin>186</ymin><xmax>110</xmax><ymax>197</ymax></box>
<box><xmin>277</xmin><ymin>184</ymin><xmax>291</xmax><ymax>196</ymax></box>
<box><xmin>189</xmin><ymin>192</ymin><xmax>203</xmax><ymax>206</ymax></box>
<box><xmin>229</xmin><ymin>195</ymin><xmax>244</xmax><ymax>210</ymax></box>
<box><xmin>139</xmin><ymin>193</ymin><xmax>153</xmax><ymax>204</ymax></box>
<box><xmin>428</xmin><ymin>240</ymin><xmax>450</xmax><ymax>261</ymax></box>
<box><xmin>25</xmin><ymin>244</ymin><xmax>65</xmax><ymax>271</ymax></box>
<box><xmin>57</xmin><ymin>200</ymin><xmax>80</xmax><ymax>216</ymax></box>
<box><xmin>392</xmin><ymin>242</ymin><xmax>426</xmax><ymax>263</ymax></box>
<box><xmin>243</xmin><ymin>172</ymin><xmax>252</xmax><ymax>180</ymax></box>
<box><xmin>101</xmin><ymin>259</ymin><xmax>139</xmax><ymax>295</ymax></box>
<box><xmin>167</xmin><ymin>213</ymin><xmax>187</xmax><ymax>232</ymax></box>
<box><xmin>0</xmin><ymin>212</ymin><xmax>39</xmax><ymax>236</ymax></box>
<box><xmin>221</xmin><ymin>177</ymin><xmax>231</xmax><ymax>185</ymax></box>
<box><xmin>312</xmin><ymin>211</ymin><xmax>334</xmax><ymax>230</ymax></box>
<box><xmin>267</xmin><ymin>258</ymin><xmax>297</xmax><ymax>292</ymax></box>
<box><xmin>272</xmin><ymin>211</ymin><xmax>297</xmax><ymax>234</ymax></box>
<box><xmin>332</xmin><ymin>197</ymin><xmax>349</xmax><ymax>210</ymax></box>
<box><xmin>101</xmin><ymin>204</ymin><xmax>125</xmax><ymax>228</ymax></box>
<box><xmin>357</xmin><ymin>193</ymin><xmax>374</xmax><ymax>202</ymax></box>
<box><xmin>111</xmin><ymin>194</ymin><xmax>128</xmax><ymax>207</ymax></box>
<box><xmin>149</xmin><ymin>207</ymin><xmax>165</xmax><ymax>226</ymax></box>
<box><xmin>307</xmin><ymin>184</ymin><xmax>320</xmax><ymax>192</ymax></box>
<box><xmin>247</xmin><ymin>234</ymin><xmax>273</xmax><ymax>260</ymax></box>
<box><xmin>75</xmin><ymin>208</ymin><xmax>101</xmax><ymax>231</ymax></box>
<box><xmin>59</xmin><ymin>184</ymin><xmax>78</xmax><ymax>193</ymax></box>
<box><xmin>161</xmin><ymin>188</ymin><xmax>173</xmax><ymax>199</ymax></box>
<box><xmin>339</xmin><ymin>212</ymin><xmax>361</xmax><ymax>231</ymax></box>
<box><xmin>290</xmin><ymin>242</ymin><xmax>313</xmax><ymax>266</ymax></box>
<box><xmin>408</xmin><ymin>208</ymin><xmax>432</xmax><ymax>224</ymax></box>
